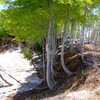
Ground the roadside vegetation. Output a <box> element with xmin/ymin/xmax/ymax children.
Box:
<box><xmin>0</xmin><ymin>0</ymin><xmax>100</xmax><ymax>100</ymax></box>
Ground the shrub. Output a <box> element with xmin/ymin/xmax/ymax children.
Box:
<box><xmin>21</xmin><ymin>48</ymin><xmax>33</xmax><ymax>60</ymax></box>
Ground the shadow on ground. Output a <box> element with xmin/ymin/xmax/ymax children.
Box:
<box><xmin>11</xmin><ymin>51</ymin><xmax>91</xmax><ymax>100</ymax></box>
<box><xmin>12</xmin><ymin>71</ymin><xmax>89</xmax><ymax>100</ymax></box>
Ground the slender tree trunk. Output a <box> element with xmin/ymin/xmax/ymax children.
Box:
<box><xmin>46</xmin><ymin>0</ymin><xmax>58</xmax><ymax>90</ymax></box>
<box><xmin>81</xmin><ymin>26</ymin><xmax>85</xmax><ymax>62</ymax></box>
<box><xmin>70</xmin><ymin>21</ymin><xmax>76</xmax><ymax>53</ymax></box>
<box><xmin>46</xmin><ymin>17</ymin><xmax>55</xmax><ymax>90</ymax></box>
<box><xmin>2</xmin><ymin>38</ymin><xmax>4</xmax><ymax>47</ymax></box>
<box><xmin>61</xmin><ymin>13</ymin><xmax>73</xmax><ymax>76</ymax></box>
<box><xmin>79</xmin><ymin>25</ymin><xmax>83</xmax><ymax>52</ymax></box>
<box><xmin>42</xmin><ymin>37</ymin><xmax>46</xmax><ymax>80</ymax></box>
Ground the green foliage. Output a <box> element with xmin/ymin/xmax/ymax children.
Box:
<box><xmin>34</xmin><ymin>43</ymin><xmax>42</xmax><ymax>54</ymax></box>
<box><xmin>0</xmin><ymin>25</ymin><xmax>8</xmax><ymax>40</ymax></box>
<box><xmin>0</xmin><ymin>0</ymin><xmax>4</xmax><ymax>3</ymax></box>
<box><xmin>21</xmin><ymin>48</ymin><xmax>32</xmax><ymax>60</ymax></box>
<box><xmin>2</xmin><ymin>1</ymin><xmax>49</xmax><ymax>43</ymax></box>
<box><xmin>0</xmin><ymin>0</ymin><xmax>99</xmax><ymax>90</ymax></box>
<box><xmin>1</xmin><ymin>0</ymin><xmax>100</xmax><ymax>45</ymax></box>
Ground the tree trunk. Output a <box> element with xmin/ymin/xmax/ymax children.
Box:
<box><xmin>42</xmin><ymin>37</ymin><xmax>46</xmax><ymax>80</ymax></box>
<box><xmin>70</xmin><ymin>21</ymin><xmax>76</xmax><ymax>53</ymax></box>
<box><xmin>46</xmin><ymin>17</ymin><xmax>55</xmax><ymax>90</ymax></box>
<box><xmin>81</xmin><ymin>26</ymin><xmax>85</xmax><ymax>62</ymax></box>
<box><xmin>61</xmin><ymin>13</ymin><xmax>73</xmax><ymax>76</ymax></box>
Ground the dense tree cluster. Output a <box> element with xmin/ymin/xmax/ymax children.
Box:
<box><xmin>0</xmin><ymin>0</ymin><xmax>100</xmax><ymax>90</ymax></box>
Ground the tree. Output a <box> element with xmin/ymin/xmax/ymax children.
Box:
<box><xmin>0</xmin><ymin>0</ymin><xmax>100</xmax><ymax>90</ymax></box>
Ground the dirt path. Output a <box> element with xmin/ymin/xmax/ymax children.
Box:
<box><xmin>0</xmin><ymin>48</ymin><xmax>43</xmax><ymax>100</ymax></box>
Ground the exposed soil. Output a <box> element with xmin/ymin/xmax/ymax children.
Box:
<box><xmin>0</xmin><ymin>44</ymin><xmax>100</xmax><ymax>100</ymax></box>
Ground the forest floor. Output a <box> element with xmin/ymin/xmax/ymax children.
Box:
<box><xmin>9</xmin><ymin>44</ymin><xmax>100</xmax><ymax>100</ymax></box>
<box><xmin>0</xmin><ymin>44</ymin><xmax>100</xmax><ymax>100</ymax></box>
<box><xmin>34</xmin><ymin>65</ymin><xmax>100</xmax><ymax>100</ymax></box>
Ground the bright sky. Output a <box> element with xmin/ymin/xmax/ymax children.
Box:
<box><xmin>0</xmin><ymin>4</ymin><xmax>5</xmax><ymax>11</ymax></box>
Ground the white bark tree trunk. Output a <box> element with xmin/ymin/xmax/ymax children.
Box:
<box><xmin>70</xmin><ymin>21</ymin><xmax>76</xmax><ymax>53</ymax></box>
<box><xmin>46</xmin><ymin>0</ymin><xmax>55</xmax><ymax>90</ymax></box>
<box><xmin>46</xmin><ymin>16</ymin><xmax>57</xmax><ymax>90</ymax></box>
<box><xmin>61</xmin><ymin>13</ymin><xmax>73</xmax><ymax>76</ymax></box>
<box><xmin>81</xmin><ymin>26</ymin><xmax>85</xmax><ymax>62</ymax></box>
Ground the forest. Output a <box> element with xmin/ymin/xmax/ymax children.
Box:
<box><xmin>0</xmin><ymin>0</ymin><xmax>100</xmax><ymax>100</ymax></box>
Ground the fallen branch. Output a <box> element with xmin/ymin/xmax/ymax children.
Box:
<box><xmin>0</xmin><ymin>74</ymin><xmax>13</xmax><ymax>86</ymax></box>
<box><xmin>0</xmin><ymin>65</ymin><xmax>23</xmax><ymax>85</ymax></box>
